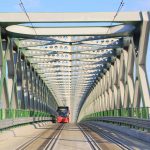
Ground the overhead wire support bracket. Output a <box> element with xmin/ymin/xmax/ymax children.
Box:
<box><xmin>106</xmin><ymin>0</ymin><xmax>125</xmax><ymax>34</ymax></box>
<box><xmin>19</xmin><ymin>0</ymin><xmax>38</xmax><ymax>37</ymax></box>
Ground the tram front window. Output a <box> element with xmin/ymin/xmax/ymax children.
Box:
<box><xmin>58</xmin><ymin>109</ymin><xmax>68</xmax><ymax>117</ymax></box>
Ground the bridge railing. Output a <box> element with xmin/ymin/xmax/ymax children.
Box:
<box><xmin>0</xmin><ymin>109</ymin><xmax>54</xmax><ymax>130</ymax></box>
<box><xmin>89</xmin><ymin>116</ymin><xmax>150</xmax><ymax>130</ymax></box>
<box><xmin>86</xmin><ymin>107</ymin><xmax>150</xmax><ymax>119</ymax></box>
<box><xmin>0</xmin><ymin>109</ymin><xmax>52</xmax><ymax>120</ymax></box>
<box><xmin>81</xmin><ymin>107</ymin><xmax>150</xmax><ymax>131</ymax></box>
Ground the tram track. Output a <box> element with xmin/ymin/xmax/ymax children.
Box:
<box><xmin>16</xmin><ymin>124</ymin><xmax>63</xmax><ymax>150</ymax></box>
<box><xmin>38</xmin><ymin>123</ymin><xmax>128</xmax><ymax>150</ymax></box>
<box><xmin>16</xmin><ymin>123</ymin><xmax>133</xmax><ymax>150</ymax></box>
<box><xmin>42</xmin><ymin>124</ymin><xmax>64</xmax><ymax>150</ymax></box>
<box><xmin>81</xmin><ymin>122</ymin><xmax>133</xmax><ymax>150</ymax></box>
<box><xmin>78</xmin><ymin>125</ymin><xmax>103</xmax><ymax>150</ymax></box>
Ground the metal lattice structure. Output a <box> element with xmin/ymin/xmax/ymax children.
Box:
<box><xmin>0</xmin><ymin>12</ymin><xmax>149</xmax><ymax>123</ymax></box>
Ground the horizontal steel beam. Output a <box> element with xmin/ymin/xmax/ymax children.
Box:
<box><xmin>0</xmin><ymin>12</ymin><xmax>144</xmax><ymax>24</ymax></box>
<box><xmin>7</xmin><ymin>24</ymin><xmax>134</xmax><ymax>36</ymax></box>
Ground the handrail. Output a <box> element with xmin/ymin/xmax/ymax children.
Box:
<box><xmin>85</xmin><ymin>116</ymin><xmax>150</xmax><ymax>130</ymax></box>
<box><xmin>0</xmin><ymin>117</ymin><xmax>52</xmax><ymax>130</ymax></box>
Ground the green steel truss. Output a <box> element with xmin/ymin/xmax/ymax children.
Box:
<box><xmin>0</xmin><ymin>12</ymin><xmax>149</xmax><ymax>123</ymax></box>
<box><xmin>0</xmin><ymin>34</ymin><xmax>58</xmax><ymax>120</ymax></box>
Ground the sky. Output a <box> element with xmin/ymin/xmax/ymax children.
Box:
<box><xmin>0</xmin><ymin>0</ymin><xmax>150</xmax><ymax>84</ymax></box>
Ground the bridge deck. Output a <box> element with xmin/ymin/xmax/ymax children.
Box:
<box><xmin>0</xmin><ymin>123</ymin><xmax>150</xmax><ymax>150</ymax></box>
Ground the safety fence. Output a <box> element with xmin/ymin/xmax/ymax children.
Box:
<box><xmin>0</xmin><ymin>109</ymin><xmax>55</xmax><ymax>129</ymax></box>
<box><xmin>84</xmin><ymin>107</ymin><xmax>150</xmax><ymax>119</ymax></box>
<box><xmin>0</xmin><ymin>109</ymin><xmax>52</xmax><ymax>120</ymax></box>
<box><xmin>0</xmin><ymin>117</ymin><xmax>52</xmax><ymax>130</ymax></box>
<box><xmin>82</xmin><ymin>116</ymin><xmax>150</xmax><ymax>131</ymax></box>
<box><xmin>81</xmin><ymin>107</ymin><xmax>150</xmax><ymax>131</ymax></box>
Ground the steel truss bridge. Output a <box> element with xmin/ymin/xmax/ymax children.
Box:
<box><xmin>0</xmin><ymin>12</ymin><xmax>149</xmax><ymax>127</ymax></box>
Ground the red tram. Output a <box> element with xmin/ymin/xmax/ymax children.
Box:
<box><xmin>57</xmin><ymin>106</ymin><xmax>69</xmax><ymax>123</ymax></box>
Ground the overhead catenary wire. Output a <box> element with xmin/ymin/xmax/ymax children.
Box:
<box><xmin>19</xmin><ymin>0</ymin><xmax>38</xmax><ymax>36</ymax></box>
<box><xmin>106</xmin><ymin>0</ymin><xmax>125</xmax><ymax>34</ymax></box>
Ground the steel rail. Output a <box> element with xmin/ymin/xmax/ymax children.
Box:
<box><xmin>82</xmin><ymin>122</ymin><xmax>133</xmax><ymax>150</ymax></box>
<box><xmin>78</xmin><ymin>124</ymin><xmax>102</xmax><ymax>150</ymax></box>
<box><xmin>16</xmin><ymin>124</ymin><xmax>62</xmax><ymax>150</ymax></box>
<box><xmin>43</xmin><ymin>124</ymin><xmax>64</xmax><ymax>150</ymax></box>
